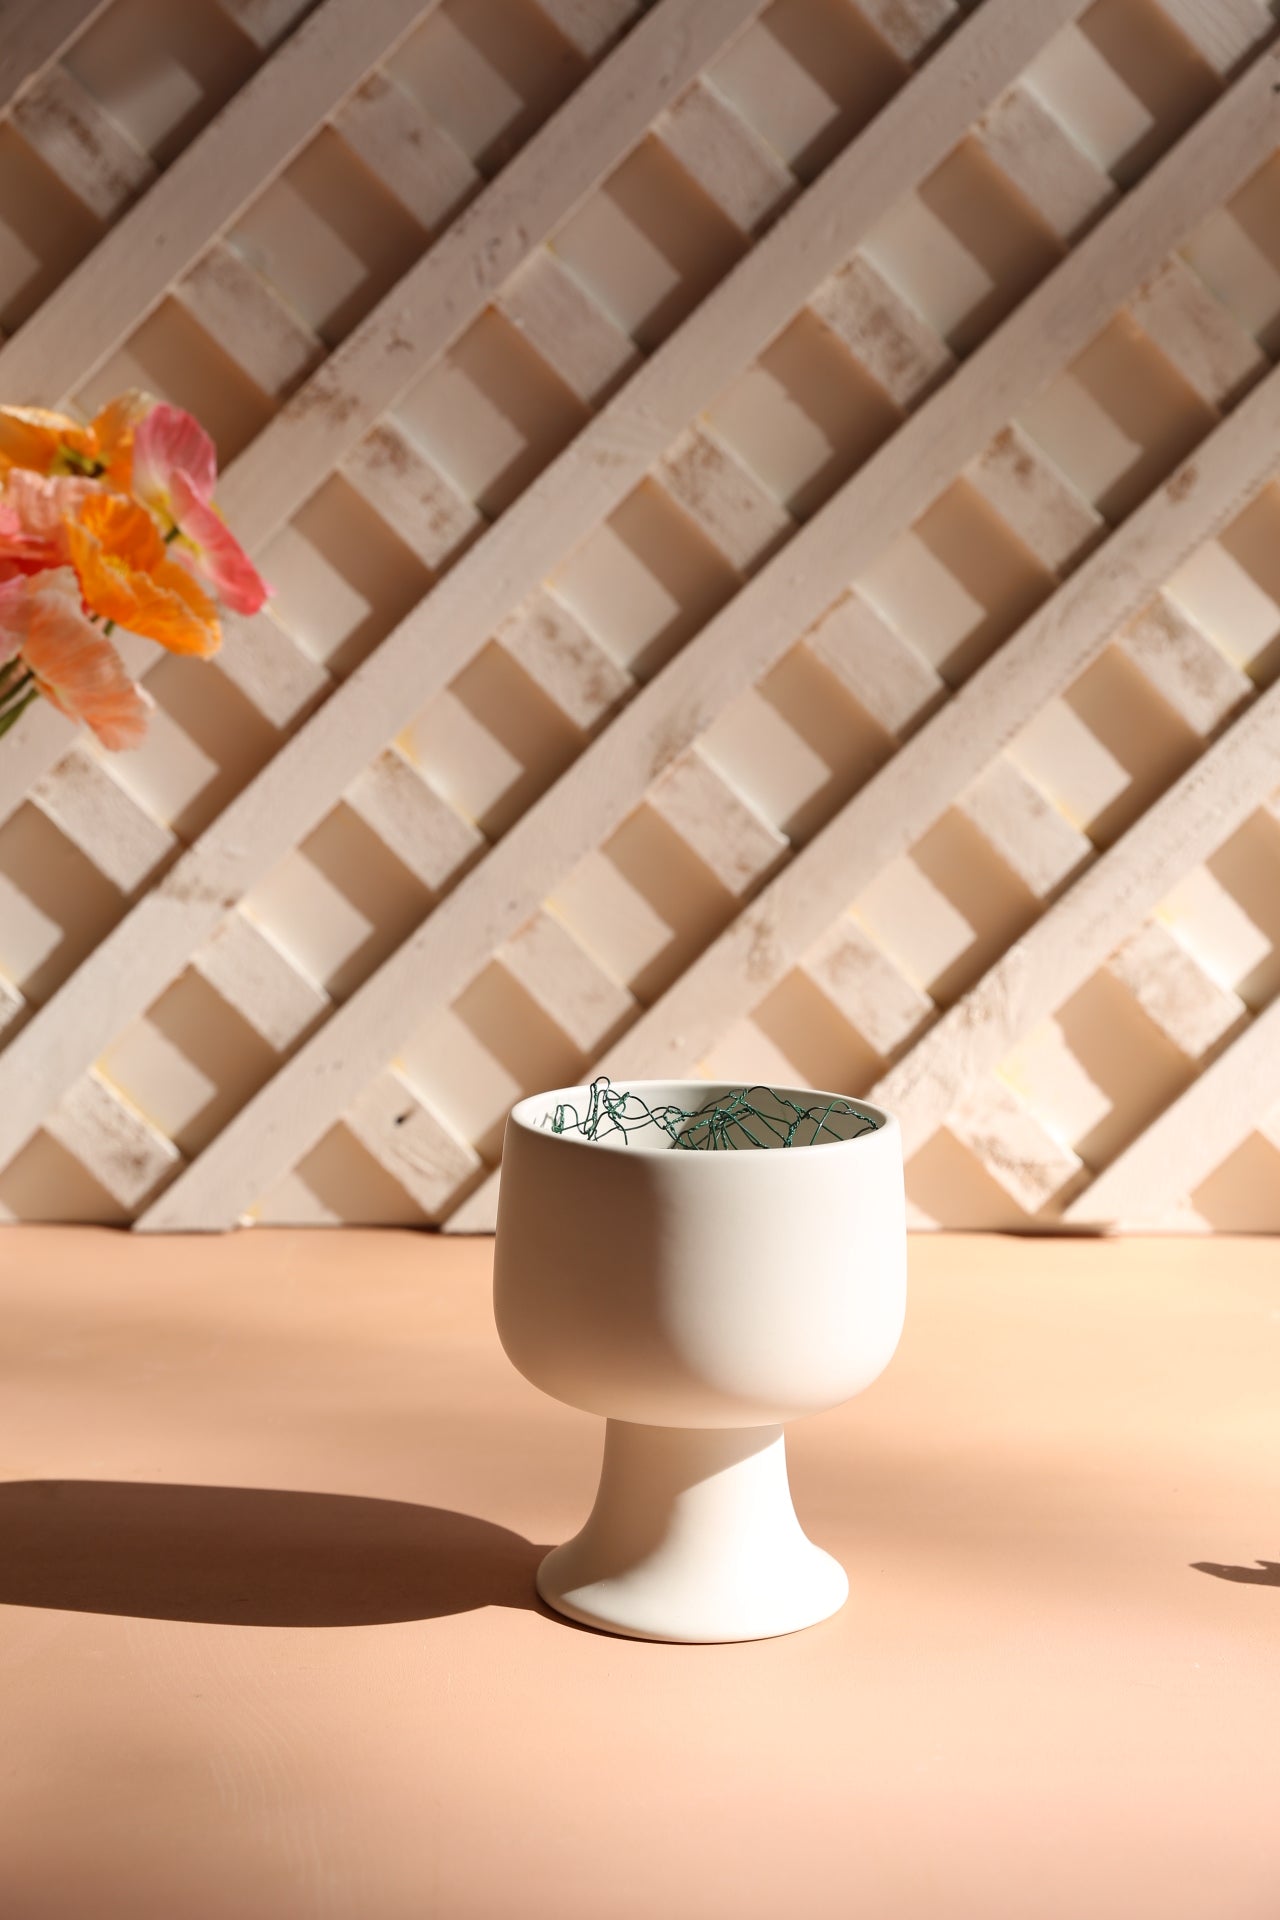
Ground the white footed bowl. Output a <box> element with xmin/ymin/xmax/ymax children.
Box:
<box><xmin>493</xmin><ymin>1081</ymin><xmax>906</xmax><ymax>1643</ymax></box>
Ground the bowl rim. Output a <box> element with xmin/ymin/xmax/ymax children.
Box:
<box><xmin>507</xmin><ymin>1080</ymin><xmax>896</xmax><ymax>1158</ymax></box>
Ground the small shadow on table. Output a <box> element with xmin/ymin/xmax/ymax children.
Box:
<box><xmin>1192</xmin><ymin>1558</ymin><xmax>1280</xmax><ymax>1587</ymax></box>
<box><xmin>0</xmin><ymin>1480</ymin><xmax>551</xmax><ymax>1627</ymax></box>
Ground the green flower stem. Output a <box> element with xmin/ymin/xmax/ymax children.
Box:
<box><xmin>0</xmin><ymin>658</ymin><xmax>22</xmax><ymax>697</ymax></box>
<box><xmin>0</xmin><ymin>667</ymin><xmax>34</xmax><ymax>709</ymax></box>
<box><xmin>0</xmin><ymin>685</ymin><xmax>40</xmax><ymax>739</ymax></box>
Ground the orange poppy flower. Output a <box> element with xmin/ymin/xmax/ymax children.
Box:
<box><xmin>66</xmin><ymin>492</ymin><xmax>221</xmax><ymax>657</ymax></box>
<box><xmin>0</xmin><ymin>391</ymin><xmax>149</xmax><ymax>491</ymax></box>
<box><xmin>0</xmin><ymin>570</ymin><xmax>151</xmax><ymax>750</ymax></box>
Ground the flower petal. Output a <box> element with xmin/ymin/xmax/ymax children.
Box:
<box><xmin>132</xmin><ymin>403</ymin><xmax>218</xmax><ymax>516</ymax></box>
<box><xmin>0</xmin><ymin>568</ymin><xmax>152</xmax><ymax>748</ymax></box>
<box><xmin>170</xmin><ymin>472</ymin><xmax>268</xmax><ymax>615</ymax></box>
<box><xmin>0</xmin><ymin>406</ymin><xmax>92</xmax><ymax>475</ymax></box>
<box><xmin>81</xmin><ymin>490</ymin><xmax>168</xmax><ymax>566</ymax></box>
<box><xmin>67</xmin><ymin>500</ymin><xmax>220</xmax><ymax>657</ymax></box>
<box><xmin>9</xmin><ymin>467</ymin><xmax>94</xmax><ymax>528</ymax></box>
<box><xmin>0</xmin><ymin>574</ymin><xmax>28</xmax><ymax>664</ymax></box>
<box><xmin>91</xmin><ymin>389</ymin><xmax>153</xmax><ymax>493</ymax></box>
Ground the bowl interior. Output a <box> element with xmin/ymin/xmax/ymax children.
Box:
<box><xmin>511</xmin><ymin>1080</ymin><xmax>885</xmax><ymax>1154</ymax></box>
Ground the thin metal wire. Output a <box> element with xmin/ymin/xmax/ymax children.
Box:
<box><xmin>544</xmin><ymin>1077</ymin><xmax>879</xmax><ymax>1150</ymax></box>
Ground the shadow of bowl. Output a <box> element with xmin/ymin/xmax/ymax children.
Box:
<box><xmin>0</xmin><ymin>1480</ymin><xmax>549</xmax><ymax>1627</ymax></box>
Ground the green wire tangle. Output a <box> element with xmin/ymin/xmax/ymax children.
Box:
<box><xmin>545</xmin><ymin>1077</ymin><xmax>880</xmax><ymax>1151</ymax></box>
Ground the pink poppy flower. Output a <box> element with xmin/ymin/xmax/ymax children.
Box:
<box><xmin>0</xmin><ymin>470</ymin><xmax>95</xmax><ymax>581</ymax></box>
<box><xmin>0</xmin><ymin>569</ymin><xmax>152</xmax><ymax>750</ymax></box>
<box><xmin>131</xmin><ymin>404</ymin><xmax>267</xmax><ymax>616</ymax></box>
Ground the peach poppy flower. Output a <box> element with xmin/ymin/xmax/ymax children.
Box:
<box><xmin>67</xmin><ymin>492</ymin><xmax>221</xmax><ymax>657</ymax></box>
<box><xmin>0</xmin><ymin>392</ymin><xmax>149</xmax><ymax>490</ymax></box>
<box><xmin>0</xmin><ymin>469</ymin><xmax>95</xmax><ymax>581</ymax></box>
<box><xmin>131</xmin><ymin>403</ymin><xmax>267</xmax><ymax>615</ymax></box>
<box><xmin>0</xmin><ymin>570</ymin><xmax>151</xmax><ymax>750</ymax></box>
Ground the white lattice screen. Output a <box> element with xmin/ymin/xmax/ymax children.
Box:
<box><xmin>1</xmin><ymin>0</ymin><xmax>1279</xmax><ymax>1233</ymax></box>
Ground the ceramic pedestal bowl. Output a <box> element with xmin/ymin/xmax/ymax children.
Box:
<box><xmin>493</xmin><ymin>1081</ymin><xmax>906</xmax><ymax>1643</ymax></box>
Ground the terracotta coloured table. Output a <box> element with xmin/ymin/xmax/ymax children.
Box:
<box><xmin>0</xmin><ymin>1228</ymin><xmax>1276</xmax><ymax>1920</ymax></box>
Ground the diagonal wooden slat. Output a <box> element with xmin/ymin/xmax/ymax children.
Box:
<box><xmin>450</xmin><ymin>367</ymin><xmax>1280</xmax><ymax>1231</ymax></box>
<box><xmin>131</xmin><ymin>40</ymin><xmax>1280</xmax><ymax>1231</ymax></box>
<box><xmin>213</xmin><ymin>0</ymin><xmax>773</xmax><ymax>557</ymax></box>
<box><xmin>44</xmin><ymin>1069</ymin><xmax>181</xmax><ymax>1212</ymax></box>
<box><xmin>1106</xmin><ymin>920</ymin><xmax>1246</xmax><ymax>1059</ymax></box>
<box><xmin>0</xmin><ymin>0</ymin><xmax>1094</xmax><ymax>1198</ymax></box>
<box><xmin>12</xmin><ymin>64</ymin><xmax>156</xmax><ymax>222</ymax></box>
<box><xmin>0</xmin><ymin>0</ymin><xmax>110</xmax><ymax>112</ymax></box>
<box><xmin>0</xmin><ymin>627</ymin><xmax>155</xmax><ymax>831</ymax></box>
<box><xmin>7</xmin><ymin>0</ymin><xmax>1280</xmax><ymax>1234</ymax></box>
<box><xmin>1155</xmin><ymin>0</ymin><xmax>1276</xmax><ymax>75</ymax></box>
<box><xmin>594</xmin><ymin>364</ymin><xmax>1280</xmax><ymax>1082</ymax></box>
<box><xmin>868</xmin><ymin>678</ymin><xmax>1280</xmax><ymax>1157</ymax></box>
<box><xmin>1060</xmin><ymin>990</ymin><xmax>1280</xmax><ymax>1224</ymax></box>
<box><xmin>0</xmin><ymin>0</ymin><xmax>439</xmax><ymax>400</ymax></box>
<box><xmin>591</xmin><ymin>363</ymin><xmax>1280</xmax><ymax>1089</ymax></box>
<box><xmin>31</xmin><ymin>746</ymin><xmax>176</xmax><ymax>894</ymax></box>
<box><xmin>0</xmin><ymin>0</ymin><xmax>771</xmax><ymax>811</ymax></box>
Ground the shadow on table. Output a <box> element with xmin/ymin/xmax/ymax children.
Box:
<box><xmin>0</xmin><ymin>1480</ymin><xmax>552</xmax><ymax>1626</ymax></box>
<box><xmin>1191</xmin><ymin>1558</ymin><xmax>1280</xmax><ymax>1586</ymax></box>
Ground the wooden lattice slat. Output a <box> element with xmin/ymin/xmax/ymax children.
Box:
<box><xmin>0</xmin><ymin>0</ymin><xmax>1092</xmax><ymax>1178</ymax></box>
<box><xmin>598</xmin><ymin>361</ymin><xmax>1280</xmax><ymax>1078</ymax></box>
<box><xmin>0</xmin><ymin>0</ymin><xmax>111</xmax><ymax>113</ymax></box>
<box><xmin>2</xmin><ymin>0</ymin><xmax>1280</xmax><ymax>1233</ymax></box>
<box><xmin>878</xmin><ymin>679</ymin><xmax>1280</xmax><ymax>1133</ymax></box>
<box><xmin>140</xmin><ymin>31</ymin><xmax>1280</xmax><ymax>1232</ymax></box>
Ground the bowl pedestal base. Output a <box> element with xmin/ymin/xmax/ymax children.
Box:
<box><xmin>536</xmin><ymin>1416</ymin><xmax>849</xmax><ymax>1643</ymax></box>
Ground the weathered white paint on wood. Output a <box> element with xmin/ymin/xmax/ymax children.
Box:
<box><xmin>659</xmin><ymin>425</ymin><xmax>795</xmax><ymax>574</ymax></box>
<box><xmin>31</xmin><ymin>746</ymin><xmax>176</xmax><ymax>894</ymax></box>
<box><xmin>808</xmin><ymin>254</ymin><xmax>954</xmax><ymax>411</ymax></box>
<box><xmin>857</xmin><ymin>0</ymin><xmax>960</xmax><ymax>63</ymax></box>
<box><xmin>872</xmin><ymin>678</ymin><xmax>1280</xmax><ymax>1158</ymax></box>
<box><xmin>13</xmin><ymin>63</ymin><xmax>155</xmax><ymax>221</ymax></box>
<box><xmin>802</xmin><ymin>918</ymin><xmax>932</xmax><ymax>1059</ymax></box>
<box><xmin>1118</xmin><ymin>594</ymin><xmax>1255</xmax><ymax>734</ymax></box>
<box><xmin>648</xmin><ymin>751</ymin><xmax>788</xmax><ymax>896</ymax></box>
<box><xmin>177</xmin><ymin>242</ymin><xmax>326</xmax><ymax>403</ymax></box>
<box><xmin>593</xmin><ymin>355</ymin><xmax>1280</xmax><ymax>1088</ymax></box>
<box><xmin>975</xmin><ymin>80</ymin><xmax>1115</xmax><ymax>243</ymax></box>
<box><xmin>1106</xmin><ymin>920</ymin><xmax>1246</xmax><ymax>1059</ymax></box>
<box><xmin>1063</xmin><ymin>990</ymin><xmax>1280</xmax><ymax>1225</ymax></box>
<box><xmin>44</xmin><ymin>1068</ymin><xmax>180</xmax><ymax>1210</ymax></box>
<box><xmin>0</xmin><ymin>0</ymin><xmax>1092</xmax><ymax>1208</ymax></box>
<box><xmin>659</xmin><ymin>78</ymin><xmax>797</xmax><ymax>236</ymax></box>
<box><xmin>807</xmin><ymin>593</ymin><xmax>944</xmax><ymax>737</ymax></box>
<box><xmin>945</xmin><ymin>1077</ymin><xmax>1084</xmax><ymax>1212</ymax></box>
<box><xmin>0</xmin><ymin>0</ymin><xmax>439</xmax><ymax>400</ymax></box>
<box><xmin>344</xmin><ymin>1069</ymin><xmax>480</xmax><ymax>1217</ymax></box>
<box><xmin>958</xmin><ymin>756</ymin><xmax>1092</xmax><ymax>900</ymax></box>
<box><xmin>496</xmin><ymin>589</ymin><xmax>634</xmax><ymax>732</ymax></box>
<box><xmin>966</xmin><ymin>422</ymin><xmax>1104</xmax><ymax>575</ymax></box>
<box><xmin>334</xmin><ymin>69</ymin><xmax>480</xmax><ymax>233</ymax></box>
<box><xmin>215</xmin><ymin>0</ymin><xmax>776</xmax><ymax>553</ymax></box>
<box><xmin>0</xmin><ymin>0</ymin><xmax>111</xmax><ymax>112</ymax></box>
<box><xmin>1155</xmin><ymin>0</ymin><xmax>1276</xmax><ymax>75</ymax></box>
<box><xmin>191</xmin><ymin>912</ymin><xmax>330</xmax><ymax>1053</ymax></box>
<box><xmin>4</xmin><ymin>0</ymin><xmax>1280</xmax><ymax>1234</ymax></box>
<box><xmin>499</xmin><ymin>909</ymin><xmax>637</xmax><ymax>1055</ymax></box>
<box><xmin>345</xmin><ymin>749</ymin><xmax>483</xmax><ymax>894</ymax></box>
<box><xmin>127</xmin><ymin>35</ymin><xmax>1280</xmax><ymax>1230</ymax></box>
